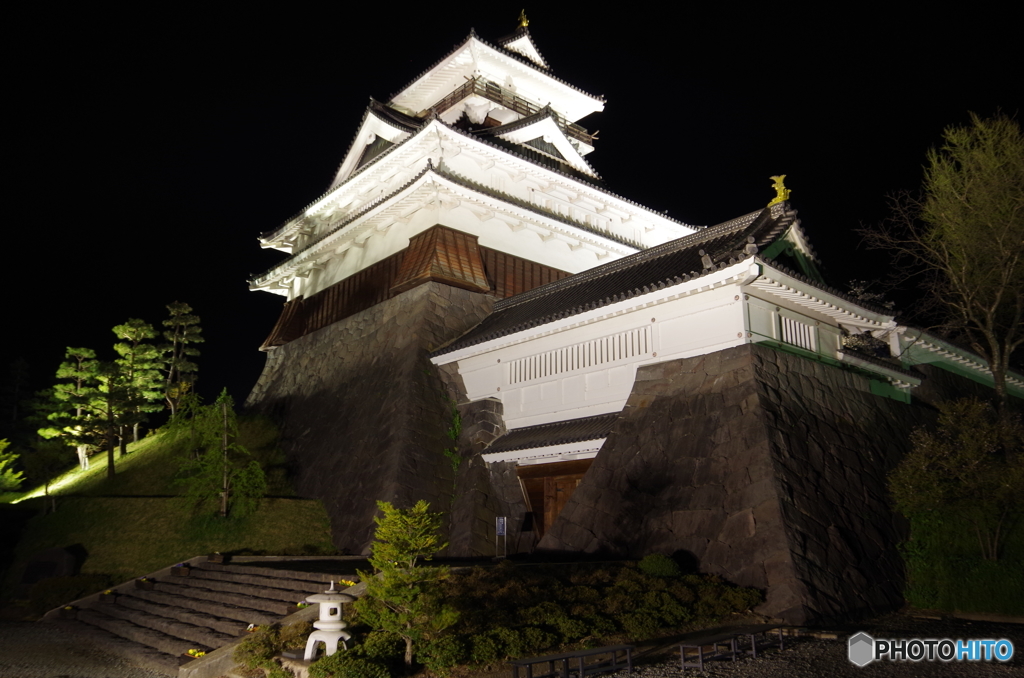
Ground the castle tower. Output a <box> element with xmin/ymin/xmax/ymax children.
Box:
<box><xmin>249</xmin><ymin>26</ymin><xmax>696</xmax><ymax>348</ymax></box>
<box><xmin>248</xmin><ymin>22</ymin><xmax>1023</xmax><ymax>625</ymax></box>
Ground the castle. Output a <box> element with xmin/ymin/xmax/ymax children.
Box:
<box><xmin>245</xmin><ymin>23</ymin><xmax>1023</xmax><ymax>623</ymax></box>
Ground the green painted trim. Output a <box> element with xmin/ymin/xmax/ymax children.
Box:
<box><xmin>752</xmin><ymin>337</ymin><xmax>913</xmax><ymax>404</ymax></box>
<box><xmin>870</xmin><ymin>379</ymin><xmax>912</xmax><ymax>403</ymax></box>
<box><xmin>760</xmin><ymin>237</ymin><xmax>789</xmax><ymax>261</ymax></box>
<box><xmin>760</xmin><ymin>230</ymin><xmax>824</xmax><ymax>284</ymax></box>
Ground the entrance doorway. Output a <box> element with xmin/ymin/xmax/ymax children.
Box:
<box><xmin>517</xmin><ymin>459</ymin><xmax>593</xmax><ymax>538</ymax></box>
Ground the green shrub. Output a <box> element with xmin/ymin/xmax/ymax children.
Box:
<box><xmin>309</xmin><ymin>653</ymin><xmax>390</xmax><ymax>678</ymax></box>
<box><xmin>354</xmin><ymin>630</ymin><xmax>404</xmax><ymax>664</ymax></box>
<box><xmin>551</xmin><ymin>615</ymin><xmax>589</xmax><ymax>642</ymax></box>
<box><xmin>417</xmin><ymin>635</ymin><xmax>467</xmax><ymax>676</ymax></box>
<box><xmin>600</xmin><ymin>589</ymin><xmax>634</xmax><ymax>616</ymax></box>
<box><xmin>521</xmin><ymin>601</ymin><xmax>563</xmax><ymax>626</ymax></box>
<box><xmin>638</xmin><ymin>553</ymin><xmax>681</xmax><ymax>577</ymax></box>
<box><xmin>519</xmin><ymin>626</ymin><xmax>557</xmax><ymax>654</ymax></box>
<box><xmin>234</xmin><ymin>621</ymin><xmax>313</xmax><ymax>672</ymax></box>
<box><xmin>620</xmin><ymin>612</ymin><xmax>659</xmax><ymax>640</ymax></box>
<box><xmin>579</xmin><ymin>614</ymin><xmax>616</xmax><ymax>638</ymax></box>
<box><xmin>234</xmin><ymin>624</ymin><xmax>283</xmax><ymax>670</ymax></box>
<box><xmin>434</xmin><ymin>560</ymin><xmax>762</xmax><ymax>667</ymax></box>
<box><xmin>469</xmin><ymin>633</ymin><xmax>500</xmax><ymax>665</ymax></box>
<box><xmin>29</xmin><ymin>574</ymin><xmax>113</xmax><ymax>615</ymax></box>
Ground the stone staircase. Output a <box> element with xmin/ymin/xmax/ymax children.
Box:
<box><xmin>44</xmin><ymin>556</ymin><xmax>364</xmax><ymax>678</ymax></box>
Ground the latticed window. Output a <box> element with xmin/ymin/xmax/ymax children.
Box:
<box><xmin>780</xmin><ymin>316</ymin><xmax>815</xmax><ymax>352</ymax></box>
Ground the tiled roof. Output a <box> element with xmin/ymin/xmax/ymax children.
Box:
<box><xmin>496</xmin><ymin>27</ymin><xmax>551</xmax><ymax>70</ymax></box>
<box><xmin>485</xmin><ymin>413</ymin><xmax>619</xmax><ymax>453</ymax></box>
<box><xmin>433</xmin><ymin>206</ymin><xmax>797</xmax><ymax>355</ymax></box>
<box><xmin>760</xmin><ymin>258</ymin><xmax>894</xmax><ymax>316</ymax></box>
<box><xmin>431</xmin><ymin>163</ymin><xmax>636</xmax><ymax>248</ymax></box>
<box><xmin>387</xmin><ymin>30</ymin><xmax>603</xmax><ymax>105</ymax></box>
<box><xmin>250</xmin><ymin>158</ymin><xmax>642</xmax><ymax>286</ymax></box>
<box><xmin>474</xmin><ymin>105</ymin><xmax>601</xmax><ymax>178</ymax></box>
<box><xmin>390</xmin><ymin>226</ymin><xmax>490</xmax><ymax>294</ymax></box>
<box><xmin>260</xmin><ymin>100</ymin><xmax>425</xmax><ymax>241</ymax></box>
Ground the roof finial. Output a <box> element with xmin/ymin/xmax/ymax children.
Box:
<box><xmin>768</xmin><ymin>175</ymin><xmax>791</xmax><ymax>206</ymax></box>
<box><xmin>518</xmin><ymin>9</ymin><xmax>529</xmax><ymax>28</ymax></box>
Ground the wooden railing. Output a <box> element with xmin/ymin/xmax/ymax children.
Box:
<box><xmin>430</xmin><ymin>77</ymin><xmax>594</xmax><ymax>146</ymax></box>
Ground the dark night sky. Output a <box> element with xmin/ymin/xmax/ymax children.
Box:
<box><xmin>6</xmin><ymin>7</ymin><xmax>1021</xmax><ymax>413</ymax></box>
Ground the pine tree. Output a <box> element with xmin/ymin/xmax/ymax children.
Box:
<box><xmin>162</xmin><ymin>302</ymin><xmax>203</xmax><ymax>417</ymax></box>
<box><xmin>0</xmin><ymin>439</ymin><xmax>24</xmax><ymax>492</ymax></box>
<box><xmin>175</xmin><ymin>390</ymin><xmax>266</xmax><ymax>518</ymax></box>
<box><xmin>21</xmin><ymin>439</ymin><xmax>68</xmax><ymax>513</ymax></box>
<box><xmin>40</xmin><ymin>347</ymin><xmax>98</xmax><ymax>470</ymax></box>
<box><xmin>354</xmin><ymin>501</ymin><xmax>458</xmax><ymax>667</ymax></box>
<box><xmin>112</xmin><ymin>318</ymin><xmax>164</xmax><ymax>448</ymax></box>
<box><xmin>92</xmin><ymin>361</ymin><xmax>130</xmax><ymax>479</ymax></box>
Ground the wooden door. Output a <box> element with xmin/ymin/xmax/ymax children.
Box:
<box><xmin>517</xmin><ymin>459</ymin><xmax>593</xmax><ymax>539</ymax></box>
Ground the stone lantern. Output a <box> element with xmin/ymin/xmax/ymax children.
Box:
<box><xmin>303</xmin><ymin>581</ymin><xmax>355</xmax><ymax>661</ymax></box>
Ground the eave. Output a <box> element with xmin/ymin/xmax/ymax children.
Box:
<box><xmin>749</xmin><ymin>261</ymin><xmax>897</xmax><ymax>329</ymax></box>
<box><xmin>249</xmin><ymin>163</ymin><xmax>644</xmax><ymax>292</ymax></box>
<box><xmin>481</xmin><ymin>107</ymin><xmax>598</xmax><ymax>177</ymax></box>
<box><xmin>258</xmin><ymin>118</ymin><xmax>697</xmax><ymax>253</ymax></box>
<box><xmin>432</xmin><ymin>259</ymin><xmax>760</xmax><ymax>364</ymax></box>
<box><xmin>496</xmin><ymin>28</ymin><xmax>550</xmax><ymax>70</ymax></box>
<box><xmin>389</xmin><ymin>34</ymin><xmax>604</xmax><ymax>123</ymax></box>
<box><xmin>895</xmin><ymin>327</ymin><xmax>1024</xmax><ymax>397</ymax></box>
<box><xmin>327</xmin><ymin>100</ymin><xmax>420</xmax><ymax>191</ymax></box>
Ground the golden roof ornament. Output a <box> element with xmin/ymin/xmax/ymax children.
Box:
<box><xmin>768</xmin><ymin>175</ymin><xmax>791</xmax><ymax>206</ymax></box>
<box><xmin>518</xmin><ymin>9</ymin><xmax>529</xmax><ymax>28</ymax></box>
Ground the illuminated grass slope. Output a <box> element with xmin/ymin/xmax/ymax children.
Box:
<box><xmin>2</xmin><ymin>422</ymin><xmax>335</xmax><ymax>594</ymax></box>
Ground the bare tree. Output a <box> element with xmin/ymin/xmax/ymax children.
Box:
<box><xmin>863</xmin><ymin>113</ymin><xmax>1024</xmax><ymax>412</ymax></box>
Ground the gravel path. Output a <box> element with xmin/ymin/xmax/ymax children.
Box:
<box><xmin>615</xmin><ymin>614</ymin><xmax>1023</xmax><ymax>678</ymax></box>
<box><xmin>0</xmin><ymin>613</ymin><xmax>1020</xmax><ymax>678</ymax></box>
<box><xmin>0</xmin><ymin>622</ymin><xmax>167</xmax><ymax>678</ymax></box>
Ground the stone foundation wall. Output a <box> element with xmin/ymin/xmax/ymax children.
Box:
<box><xmin>537</xmin><ymin>344</ymin><xmax>926</xmax><ymax>624</ymax></box>
<box><xmin>248</xmin><ymin>286</ymin><xmax>995</xmax><ymax>621</ymax></box>
<box><xmin>245</xmin><ymin>283</ymin><xmax>494</xmax><ymax>554</ymax></box>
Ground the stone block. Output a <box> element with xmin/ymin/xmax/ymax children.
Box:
<box><xmin>669</xmin><ymin>508</ymin><xmax>725</xmax><ymax>538</ymax></box>
<box><xmin>718</xmin><ymin>509</ymin><xmax>756</xmax><ymax>543</ymax></box>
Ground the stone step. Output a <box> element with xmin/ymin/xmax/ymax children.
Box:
<box><xmin>153</xmin><ymin>580</ymin><xmax>291</xmax><ymax>616</ymax></box>
<box><xmin>130</xmin><ymin>588</ymin><xmax>277</xmax><ymax>625</ymax></box>
<box><xmin>170</xmin><ymin>572</ymin><xmax>315</xmax><ymax>604</ymax></box>
<box><xmin>96</xmin><ymin>599</ymin><xmax>237</xmax><ymax>649</ymax></box>
<box><xmin>200</xmin><ymin>562</ymin><xmax>360</xmax><ymax>585</ymax></box>
<box><xmin>49</xmin><ymin>618</ymin><xmax>180</xmax><ymax>677</ymax></box>
<box><xmin>187</xmin><ymin>567</ymin><xmax>328</xmax><ymax>596</ymax></box>
<box><xmin>78</xmin><ymin>606</ymin><xmax>205</xmax><ymax>658</ymax></box>
<box><xmin>117</xmin><ymin>592</ymin><xmax>248</xmax><ymax>636</ymax></box>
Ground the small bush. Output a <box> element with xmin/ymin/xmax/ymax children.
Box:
<box><xmin>639</xmin><ymin>553</ymin><xmax>681</xmax><ymax>577</ymax></box>
<box><xmin>417</xmin><ymin>635</ymin><xmax>466</xmax><ymax>676</ymax></box>
<box><xmin>234</xmin><ymin>621</ymin><xmax>313</xmax><ymax>673</ymax></box>
<box><xmin>355</xmin><ymin>630</ymin><xmax>404</xmax><ymax>664</ymax></box>
<box><xmin>620</xmin><ymin>612</ymin><xmax>659</xmax><ymax>640</ymax></box>
<box><xmin>309</xmin><ymin>654</ymin><xmax>390</xmax><ymax>678</ymax></box>
<box><xmin>469</xmin><ymin>633</ymin><xmax>500</xmax><ymax>665</ymax></box>
<box><xmin>520</xmin><ymin>626</ymin><xmax>557</xmax><ymax>654</ymax></box>
<box><xmin>551</xmin><ymin>615</ymin><xmax>589</xmax><ymax>642</ymax></box>
<box><xmin>234</xmin><ymin>624</ymin><xmax>283</xmax><ymax>670</ymax></box>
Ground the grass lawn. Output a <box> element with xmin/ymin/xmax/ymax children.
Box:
<box><xmin>2</xmin><ymin>418</ymin><xmax>334</xmax><ymax>598</ymax></box>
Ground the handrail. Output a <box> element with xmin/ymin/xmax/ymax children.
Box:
<box><xmin>430</xmin><ymin>77</ymin><xmax>594</xmax><ymax>146</ymax></box>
